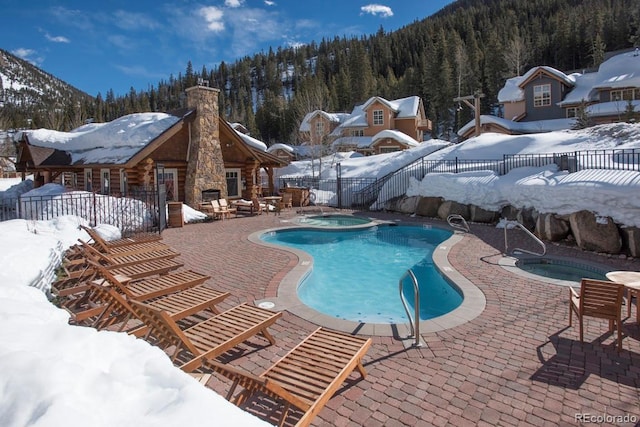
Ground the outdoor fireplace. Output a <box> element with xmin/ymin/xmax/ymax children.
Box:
<box><xmin>202</xmin><ymin>189</ymin><xmax>221</xmax><ymax>202</ymax></box>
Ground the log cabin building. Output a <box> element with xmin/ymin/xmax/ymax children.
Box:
<box><xmin>14</xmin><ymin>86</ymin><xmax>287</xmax><ymax>207</ymax></box>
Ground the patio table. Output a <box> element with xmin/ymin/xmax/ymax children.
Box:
<box><xmin>605</xmin><ymin>271</ymin><xmax>640</xmax><ymax>323</ymax></box>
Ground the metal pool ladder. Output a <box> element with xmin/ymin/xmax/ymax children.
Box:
<box><xmin>447</xmin><ymin>214</ymin><xmax>470</xmax><ymax>232</ymax></box>
<box><xmin>399</xmin><ymin>269</ymin><xmax>423</xmax><ymax>347</ymax></box>
<box><xmin>503</xmin><ymin>219</ymin><xmax>546</xmax><ymax>256</ymax></box>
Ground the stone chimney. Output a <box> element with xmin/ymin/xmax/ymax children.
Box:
<box><xmin>184</xmin><ymin>85</ymin><xmax>228</xmax><ymax>206</ymax></box>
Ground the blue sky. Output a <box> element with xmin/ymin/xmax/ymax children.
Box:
<box><xmin>3</xmin><ymin>1</ymin><xmax>455</xmax><ymax>97</ymax></box>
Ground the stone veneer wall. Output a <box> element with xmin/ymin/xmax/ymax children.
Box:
<box><xmin>184</xmin><ymin>86</ymin><xmax>228</xmax><ymax>207</ymax></box>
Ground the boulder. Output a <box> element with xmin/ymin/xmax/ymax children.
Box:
<box><xmin>387</xmin><ymin>196</ymin><xmax>419</xmax><ymax>214</ymax></box>
<box><xmin>501</xmin><ymin>205</ymin><xmax>519</xmax><ymax>220</ymax></box>
<box><xmin>469</xmin><ymin>205</ymin><xmax>499</xmax><ymax>223</ymax></box>
<box><xmin>437</xmin><ymin>200</ymin><xmax>470</xmax><ymax>220</ymax></box>
<box><xmin>415</xmin><ymin>196</ymin><xmax>443</xmax><ymax>218</ymax></box>
<box><xmin>620</xmin><ymin>226</ymin><xmax>640</xmax><ymax>257</ymax></box>
<box><xmin>535</xmin><ymin>213</ymin><xmax>570</xmax><ymax>241</ymax></box>
<box><xmin>517</xmin><ymin>207</ymin><xmax>538</xmax><ymax>231</ymax></box>
<box><xmin>569</xmin><ymin>210</ymin><xmax>621</xmax><ymax>254</ymax></box>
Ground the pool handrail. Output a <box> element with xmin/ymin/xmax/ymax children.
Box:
<box><xmin>399</xmin><ymin>269</ymin><xmax>423</xmax><ymax>347</ymax></box>
<box><xmin>447</xmin><ymin>214</ymin><xmax>470</xmax><ymax>233</ymax></box>
<box><xmin>503</xmin><ymin>219</ymin><xmax>546</xmax><ymax>257</ymax></box>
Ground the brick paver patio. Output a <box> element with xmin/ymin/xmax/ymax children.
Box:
<box><xmin>162</xmin><ymin>208</ymin><xmax>640</xmax><ymax>426</ymax></box>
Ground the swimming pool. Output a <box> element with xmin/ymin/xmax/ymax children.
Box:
<box><xmin>295</xmin><ymin>214</ymin><xmax>374</xmax><ymax>227</ymax></box>
<box><xmin>261</xmin><ymin>225</ymin><xmax>463</xmax><ymax>324</ymax></box>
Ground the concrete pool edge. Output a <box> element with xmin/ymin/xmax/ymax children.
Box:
<box><xmin>248</xmin><ymin>224</ymin><xmax>487</xmax><ymax>338</ymax></box>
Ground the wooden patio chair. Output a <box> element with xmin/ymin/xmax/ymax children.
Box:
<box><xmin>80</xmin><ymin>225</ymin><xmax>169</xmax><ymax>255</ymax></box>
<box><xmin>251</xmin><ymin>197</ymin><xmax>263</xmax><ymax>215</ymax></box>
<box><xmin>569</xmin><ymin>278</ymin><xmax>625</xmax><ymax>351</ymax></box>
<box><xmin>128</xmin><ymin>299</ymin><xmax>282</xmax><ymax>372</ymax></box>
<box><xmin>280</xmin><ymin>192</ymin><xmax>293</xmax><ymax>210</ymax></box>
<box><xmin>219</xmin><ymin>198</ymin><xmax>237</xmax><ymax>218</ymax></box>
<box><xmin>210</xmin><ymin>199</ymin><xmax>229</xmax><ymax>220</ymax></box>
<box><xmin>201</xmin><ymin>327</ymin><xmax>372</xmax><ymax>427</ymax></box>
<box><xmin>73</xmin><ymin>279</ymin><xmax>230</xmax><ymax>334</ymax></box>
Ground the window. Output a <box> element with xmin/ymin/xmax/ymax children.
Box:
<box><xmin>373</xmin><ymin>109</ymin><xmax>384</xmax><ymax>125</ymax></box>
<box><xmin>379</xmin><ymin>146</ymin><xmax>399</xmax><ymax>154</ymax></box>
<box><xmin>84</xmin><ymin>168</ymin><xmax>93</xmax><ymax>192</ymax></box>
<box><xmin>315</xmin><ymin>121</ymin><xmax>324</xmax><ymax>136</ymax></box>
<box><xmin>226</xmin><ymin>168</ymin><xmax>242</xmax><ymax>198</ymax></box>
<box><xmin>611</xmin><ymin>88</ymin><xmax>640</xmax><ymax>101</ymax></box>
<box><xmin>566</xmin><ymin>107</ymin><xmax>581</xmax><ymax>118</ymax></box>
<box><xmin>533</xmin><ymin>84</ymin><xmax>551</xmax><ymax>107</ymax></box>
<box><xmin>119</xmin><ymin>169</ymin><xmax>128</xmax><ymax>196</ymax></box>
<box><xmin>351</xmin><ymin>129</ymin><xmax>364</xmax><ymax>137</ymax></box>
<box><xmin>100</xmin><ymin>169</ymin><xmax>111</xmax><ymax>195</ymax></box>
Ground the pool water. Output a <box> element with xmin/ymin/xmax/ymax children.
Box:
<box><xmin>262</xmin><ymin>225</ymin><xmax>462</xmax><ymax>323</ymax></box>
<box><xmin>517</xmin><ymin>258</ymin><xmax>609</xmax><ymax>282</ymax></box>
<box><xmin>296</xmin><ymin>214</ymin><xmax>372</xmax><ymax>227</ymax></box>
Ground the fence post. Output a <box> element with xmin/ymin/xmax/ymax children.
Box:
<box><xmin>336</xmin><ymin>162</ymin><xmax>342</xmax><ymax>209</ymax></box>
<box><xmin>455</xmin><ymin>157</ymin><xmax>459</xmax><ymax>174</ymax></box>
<box><xmin>92</xmin><ymin>192</ymin><xmax>97</xmax><ymax>227</ymax></box>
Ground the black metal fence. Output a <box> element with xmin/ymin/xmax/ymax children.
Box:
<box><xmin>280</xmin><ymin>148</ymin><xmax>640</xmax><ymax>211</ymax></box>
<box><xmin>0</xmin><ymin>189</ymin><xmax>162</xmax><ymax>235</ymax></box>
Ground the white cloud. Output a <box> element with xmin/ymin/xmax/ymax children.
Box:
<box><xmin>360</xmin><ymin>4</ymin><xmax>394</xmax><ymax>18</ymax></box>
<box><xmin>199</xmin><ymin>6</ymin><xmax>225</xmax><ymax>32</ymax></box>
<box><xmin>264</xmin><ymin>0</ymin><xmax>276</xmax><ymax>5</ymax></box>
<box><xmin>44</xmin><ymin>33</ymin><xmax>70</xmax><ymax>43</ymax></box>
<box><xmin>225</xmin><ymin>0</ymin><xmax>243</xmax><ymax>7</ymax></box>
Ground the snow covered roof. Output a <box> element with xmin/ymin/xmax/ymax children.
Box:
<box><xmin>266</xmin><ymin>143</ymin><xmax>294</xmax><ymax>154</ymax></box>
<box><xmin>235</xmin><ymin>129</ymin><xmax>267</xmax><ymax>151</ymax></box>
<box><xmin>497</xmin><ymin>76</ymin><xmax>525</xmax><ymax>103</ymax></box>
<box><xmin>18</xmin><ymin>111</ymin><xmax>187</xmax><ymax>165</ymax></box>
<box><xmin>362</xmin><ymin>95</ymin><xmax>421</xmax><ymax>118</ymax></box>
<box><xmin>457</xmin><ymin>115</ymin><xmax>576</xmax><ymax>137</ymax></box>
<box><xmin>557</xmin><ymin>72</ymin><xmax>600</xmax><ymax>106</ymax></box>
<box><xmin>372</xmin><ymin>129</ymin><xmax>420</xmax><ymax>147</ymax></box>
<box><xmin>299</xmin><ymin>110</ymin><xmax>350</xmax><ymax>132</ymax></box>
<box><xmin>521</xmin><ymin>65</ymin><xmax>576</xmax><ymax>88</ymax></box>
<box><xmin>592</xmin><ymin>49</ymin><xmax>640</xmax><ymax>89</ymax></box>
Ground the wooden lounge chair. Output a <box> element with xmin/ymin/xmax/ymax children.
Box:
<box><xmin>202</xmin><ymin>327</ymin><xmax>372</xmax><ymax>427</ymax></box>
<box><xmin>127</xmin><ymin>299</ymin><xmax>282</xmax><ymax>372</ymax></box>
<box><xmin>74</xmin><ymin>239</ymin><xmax>180</xmax><ymax>268</ymax></box>
<box><xmin>80</xmin><ymin>225</ymin><xmax>170</xmax><ymax>255</ymax></box>
<box><xmin>87</xmin><ymin>259</ymin><xmax>210</xmax><ymax>301</ymax></box>
<box><xmin>53</xmin><ymin>246</ymin><xmax>183</xmax><ymax>298</ymax></box>
<box><xmin>569</xmin><ymin>278</ymin><xmax>625</xmax><ymax>351</ymax></box>
<box><xmin>80</xmin><ymin>225</ymin><xmax>162</xmax><ymax>247</ymax></box>
<box><xmin>74</xmin><ymin>279</ymin><xmax>230</xmax><ymax>334</ymax></box>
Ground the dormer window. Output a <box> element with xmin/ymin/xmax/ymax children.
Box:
<box><xmin>611</xmin><ymin>88</ymin><xmax>640</xmax><ymax>101</ymax></box>
<box><xmin>373</xmin><ymin>109</ymin><xmax>384</xmax><ymax>125</ymax></box>
<box><xmin>533</xmin><ymin>84</ymin><xmax>551</xmax><ymax>107</ymax></box>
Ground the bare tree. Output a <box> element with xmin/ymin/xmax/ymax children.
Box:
<box><xmin>289</xmin><ymin>79</ymin><xmax>331</xmax><ymax>179</ymax></box>
<box><xmin>503</xmin><ymin>36</ymin><xmax>529</xmax><ymax>76</ymax></box>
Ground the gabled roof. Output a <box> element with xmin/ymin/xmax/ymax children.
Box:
<box><xmin>299</xmin><ymin>110</ymin><xmax>350</xmax><ymax>132</ymax></box>
<box><xmin>519</xmin><ymin>66</ymin><xmax>576</xmax><ymax>89</ymax></box>
<box><xmin>362</xmin><ymin>95</ymin><xmax>421</xmax><ymax>119</ymax></box>
<box><xmin>18</xmin><ymin>110</ymin><xmax>191</xmax><ymax>166</ymax></box>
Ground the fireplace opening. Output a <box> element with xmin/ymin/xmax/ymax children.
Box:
<box><xmin>202</xmin><ymin>189</ymin><xmax>221</xmax><ymax>202</ymax></box>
